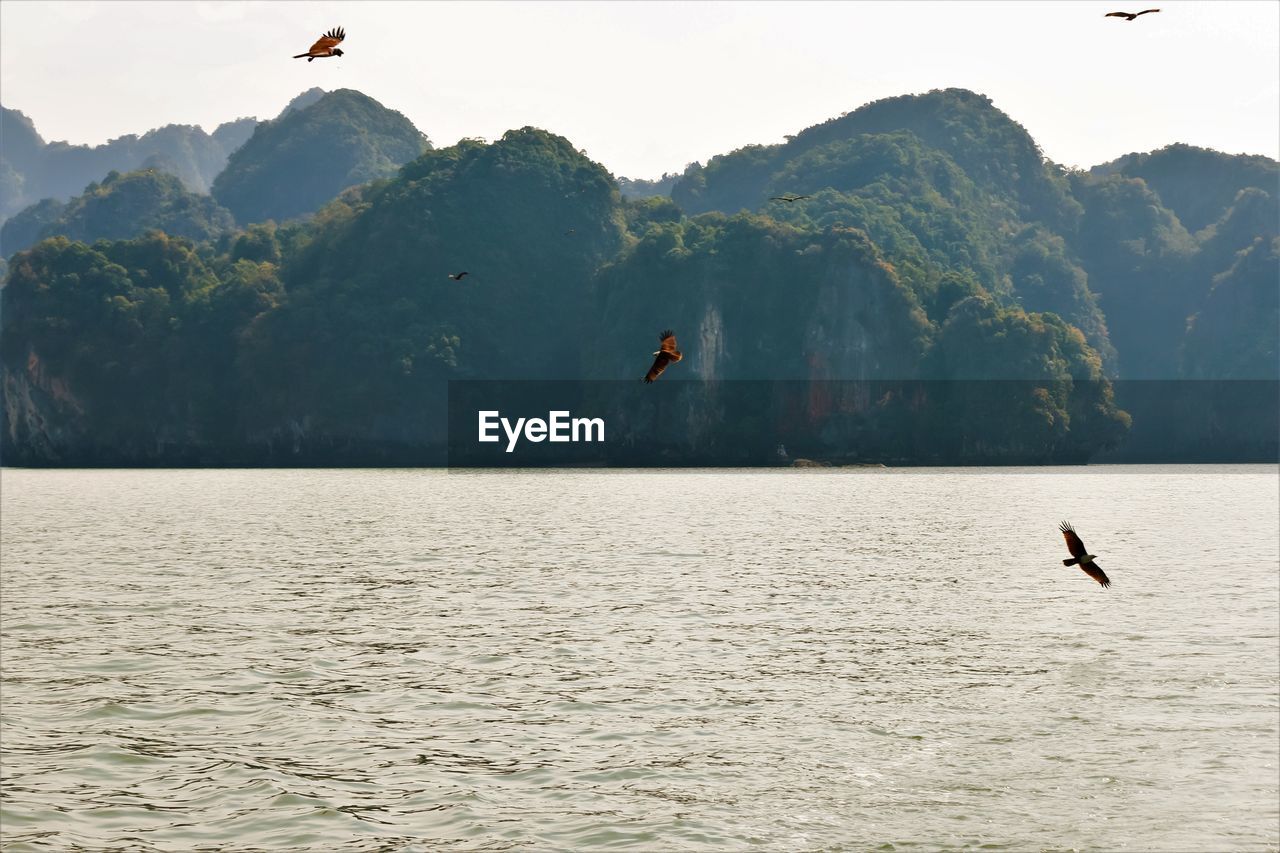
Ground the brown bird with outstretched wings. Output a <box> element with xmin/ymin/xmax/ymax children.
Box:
<box><xmin>1059</xmin><ymin>521</ymin><xmax>1111</xmax><ymax>588</ymax></box>
<box><xmin>1104</xmin><ymin>9</ymin><xmax>1160</xmax><ymax>20</ymax></box>
<box><xmin>643</xmin><ymin>330</ymin><xmax>683</xmax><ymax>383</ymax></box>
<box><xmin>293</xmin><ymin>27</ymin><xmax>345</xmax><ymax>61</ymax></box>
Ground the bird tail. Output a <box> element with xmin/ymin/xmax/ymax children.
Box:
<box><xmin>1063</xmin><ymin>558</ymin><xmax>1078</xmax><ymax>566</ymax></box>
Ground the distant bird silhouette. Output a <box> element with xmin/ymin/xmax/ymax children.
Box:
<box><xmin>447</xmin><ymin>272</ymin><xmax>469</xmax><ymax>281</ymax></box>
<box><xmin>769</xmin><ymin>194</ymin><xmax>812</xmax><ymax>203</ymax></box>
<box><xmin>1104</xmin><ymin>9</ymin><xmax>1159</xmax><ymax>20</ymax></box>
<box><xmin>293</xmin><ymin>27</ymin><xmax>345</xmax><ymax>61</ymax></box>
<box><xmin>643</xmin><ymin>330</ymin><xmax>682</xmax><ymax>383</ymax></box>
<box><xmin>564</xmin><ymin>228</ymin><xmax>576</xmax><ymax>236</ymax></box>
<box><xmin>1059</xmin><ymin>522</ymin><xmax>1111</xmax><ymax>588</ymax></box>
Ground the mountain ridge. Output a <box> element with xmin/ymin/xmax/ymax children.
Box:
<box><xmin>2</xmin><ymin>86</ymin><xmax>1274</xmax><ymax>465</ymax></box>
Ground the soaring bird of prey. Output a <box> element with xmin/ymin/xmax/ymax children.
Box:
<box><xmin>448</xmin><ymin>271</ymin><xmax>470</xmax><ymax>281</ymax></box>
<box><xmin>1059</xmin><ymin>522</ymin><xmax>1111</xmax><ymax>588</ymax></box>
<box><xmin>1104</xmin><ymin>9</ymin><xmax>1160</xmax><ymax>20</ymax></box>
<box><xmin>293</xmin><ymin>27</ymin><xmax>345</xmax><ymax>61</ymax></box>
<box><xmin>643</xmin><ymin>330</ymin><xmax>683</xmax><ymax>384</ymax></box>
<box><xmin>769</xmin><ymin>194</ymin><xmax>812</xmax><ymax>203</ymax></box>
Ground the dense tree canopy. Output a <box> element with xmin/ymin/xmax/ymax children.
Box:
<box><xmin>2</xmin><ymin>170</ymin><xmax>235</xmax><ymax>257</ymax></box>
<box><xmin>1</xmin><ymin>232</ymin><xmax>280</xmax><ymax>457</ymax></box>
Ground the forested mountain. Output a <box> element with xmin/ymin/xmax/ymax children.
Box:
<box><xmin>1092</xmin><ymin>144</ymin><xmax>1279</xmax><ymax>233</ymax></box>
<box><xmin>1</xmin><ymin>169</ymin><xmax>235</xmax><ymax>256</ymax></box>
<box><xmin>211</xmin><ymin>89</ymin><xmax>431</xmax><ymax>225</ymax></box>
<box><xmin>674</xmin><ymin>90</ymin><xmax>1079</xmax><ymax>229</ymax></box>
<box><xmin>278</xmin><ymin>87</ymin><xmax>328</xmax><ymax>117</ymax></box>
<box><xmin>0</xmin><ymin>105</ymin><xmax>255</xmax><ymax>220</ymax></box>
<box><xmin>237</xmin><ymin>128</ymin><xmax>622</xmax><ymax>443</ymax></box>
<box><xmin>2</xmin><ymin>87</ymin><xmax>1275</xmax><ymax>466</ymax></box>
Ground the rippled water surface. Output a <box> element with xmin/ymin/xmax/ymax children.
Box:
<box><xmin>1</xmin><ymin>466</ymin><xmax>1277</xmax><ymax>851</ymax></box>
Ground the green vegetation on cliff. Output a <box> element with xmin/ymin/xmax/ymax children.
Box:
<box><xmin>1</xmin><ymin>233</ymin><xmax>282</xmax><ymax>457</ymax></box>
<box><xmin>595</xmin><ymin>214</ymin><xmax>930</xmax><ymax>380</ymax></box>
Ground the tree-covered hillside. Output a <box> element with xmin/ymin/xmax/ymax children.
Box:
<box><xmin>1</xmin><ymin>169</ymin><xmax>235</xmax><ymax>257</ymax></box>
<box><xmin>668</xmin><ymin>94</ymin><xmax>1113</xmax><ymax>368</ymax></box>
<box><xmin>594</xmin><ymin>215</ymin><xmax>930</xmax><ymax>381</ymax></box>
<box><xmin>1093</xmin><ymin>144</ymin><xmax>1279</xmax><ymax>233</ymax></box>
<box><xmin>237</xmin><ymin>128</ymin><xmax>624</xmax><ymax>442</ymax></box>
<box><xmin>1</xmin><ymin>87</ymin><xmax>1275</xmax><ymax>466</ymax></box>
<box><xmin>673</xmin><ymin>89</ymin><xmax>1079</xmax><ymax>228</ymax></box>
<box><xmin>211</xmin><ymin>89</ymin><xmax>431</xmax><ymax>225</ymax></box>
<box><xmin>1</xmin><ymin>232</ymin><xmax>282</xmax><ymax>460</ymax></box>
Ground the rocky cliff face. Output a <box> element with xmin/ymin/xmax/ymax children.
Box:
<box><xmin>2</xmin><ymin>349</ymin><xmax>87</xmax><ymax>464</ymax></box>
<box><xmin>800</xmin><ymin>260</ymin><xmax>925</xmax><ymax>383</ymax></box>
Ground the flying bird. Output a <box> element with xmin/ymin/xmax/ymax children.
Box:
<box><xmin>1059</xmin><ymin>522</ymin><xmax>1111</xmax><ymax>588</ymax></box>
<box><xmin>1104</xmin><ymin>9</ymin><xmax>1159</xmax><ymax>20</ymax></box>
<box><xmin>643</xmin><ymin>330</ymin><xmax>683</xmax><ymax>384</ymax></box>
<box><xmin>447</xmin><ymin>272</ymin><xmax>470</xmax><ymax>281</ymax></box>
<box><xmin>293</xmin><ymin>27</ymin><xmax>345</xmax><ymax>61</ymax></box>
<box><xmin>769</xmin><ymin>194</ymin><xmax>812</xmax><ymax>203</ymax></box>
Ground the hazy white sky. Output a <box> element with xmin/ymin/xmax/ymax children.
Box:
<box><xmin>1</xmin><ymin>1</ymin><xmax>1276</xmax><ymax>178</ymax></box>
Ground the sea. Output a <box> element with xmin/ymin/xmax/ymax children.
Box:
<box><xmin>1</xmin><ymin>466</ymin><xmax>1276</xmax><ymax>851</ymax></box>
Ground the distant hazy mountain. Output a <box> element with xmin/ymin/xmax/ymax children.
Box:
<box><xmin>0</xmin><ymin>105</ymin><xmax>256</xmax><ymax>221</ymax></box>
<box><xmin>0</xmin><ymin>89</ymin><xmax>345</xmax><ymax>225</ymax></box>
<box><xmin>278</xmin><ymin>87</ymin><xmax>328</xmax><ymax>117</ymax></box>
<box><xmin>211</xmin><ymin>89</ymin><xmax>431</xmax><ymax>225</ymax></box>
<box><xmin>2</xmin><ymin>87</ymin><xmax>1274</xmax><ymax>466</ymax></box>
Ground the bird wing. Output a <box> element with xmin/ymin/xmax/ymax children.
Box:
<box><xmin>1079</xmin><ymin>562</ymin><xmax>1111</xmax><ymax>588</ymax></box>
<box><xmin>308</xmin><ymin>27</ymin><xmax>345</xmax><ymax>52</ymax></box>
<box><xmin>644</xmin><ymin>352</ymin><xmax>673</xmax><ymax>383</ymax></box>
<box><xmin>1059</xmin><ymin>521</ymin><xmax>1087</xmax><ymax>559</ymax></box>
<box><xmin>658</xmin><ymin>330</ymin><xmax>679</xmax><ymax>355</ymax></box>
<box><xmin>1104</xmin><ymin>12</ymin><xmax>1133</xmax><ymax>17</ymax></box>
<box><xmin>1135</xmin><ymin>8</ymin><xmax>1160</xmax><ymax>15</ymax></box>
